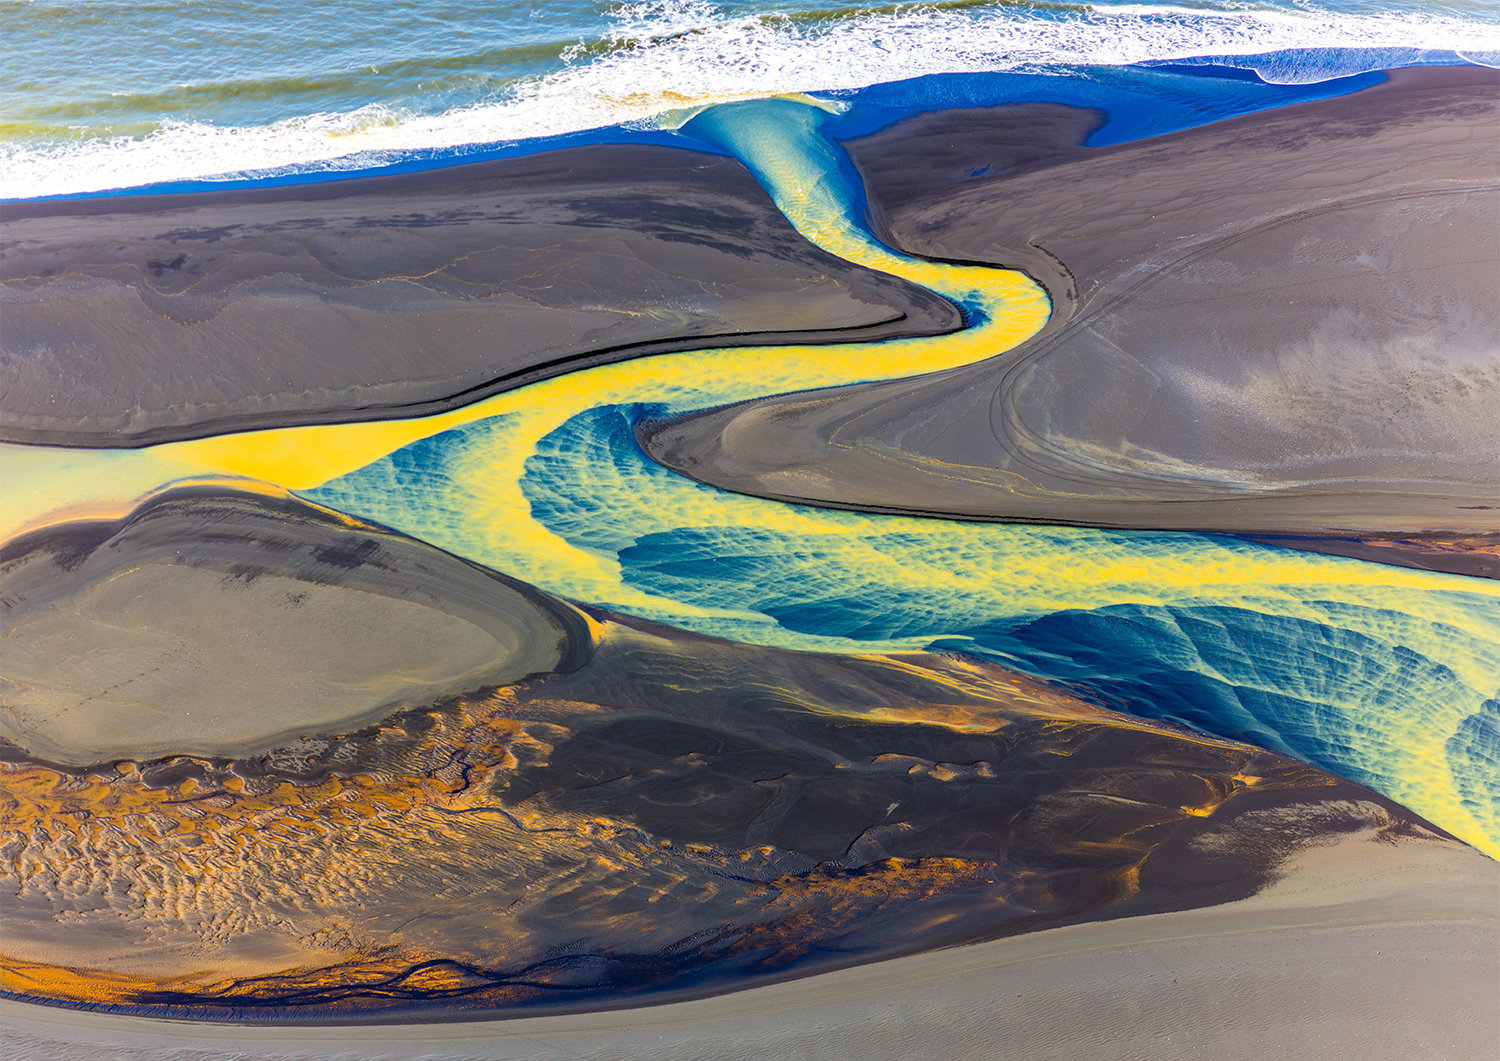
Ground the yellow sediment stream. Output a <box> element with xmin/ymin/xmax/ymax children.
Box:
<box><xmin>1</xmin><ymin>98</ymin><xmax>1497</xmax><ymax>857</ymax></box>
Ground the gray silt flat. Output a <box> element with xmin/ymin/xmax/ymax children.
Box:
<box><xmin>642</xmin><ymin>66</ymin><xmax>1500</xmax><ymax>541</ymax></box>
<box><xmin>1</xmin><ymin>144</ymin><xmax>961</xmax><ymax>447</ymax></box>
<box><xmin>0</xmin><ymin>486</ymin><xmax>590</xmax><ymax>764</ymax></box>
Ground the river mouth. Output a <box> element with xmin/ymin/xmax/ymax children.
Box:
<box><xmin>1</xmin><ymin>59</ymin><xmax>1497</xmax><ymax>1023</ymax></box>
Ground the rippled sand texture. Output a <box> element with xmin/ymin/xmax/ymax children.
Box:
<box><xmin>6</xmin><ymin>829</ymin><xmax>1496</xmax><ymax>1059</ymax></box>
<box><xmin>644</xmin><ymin>66</ymin><xmax>1500</xmax><ymax>543</ymax></box>
<box><xmin>0</xmin><ymin>525</ymin><xmax>1473</xmax><ymax>1016</ymax></box>
<box><xmin>0</xmin><ymin>145</ymin><xmax>958</xmax><ymax>446</ymax></box>
<box><xmin>1</xmin><ymin>65</ymin><xmax>1497</xmax><ymax>1029</ymax></box>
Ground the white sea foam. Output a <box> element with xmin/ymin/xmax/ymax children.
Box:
<box><xmin>3</xmin><ymin>1</ymin><xmax>1496</xmax><ymax>199</ymax></box>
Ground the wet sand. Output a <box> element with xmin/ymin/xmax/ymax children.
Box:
<box><xmin>0</xmin><ymin>144</ymin><xmax>959</xmax><ymax>446</ymax></box>
<box><xmin>3</xmin><ymin>827</ymin><xmax>1493</xmax><ymax>1060</ymax></box>
<box><xmin>0</xmin><ymin>574</ymin><xmax>1469</xmax><ymax>1020</ymax></box>
<box><xmin>642</xmin><ymin>66</ymin><xmax>1500</xmax><ymax>549</ymax></box>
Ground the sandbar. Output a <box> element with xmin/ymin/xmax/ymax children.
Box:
<box><xmin>1</xmin><ymin>144</ymin><xmax>959</xmax><ymax>446</ymax></box>
<box><xmin>643</xmin><ymin>66</ymin><xmax>1500</xmax><ymax>549</ymax></box>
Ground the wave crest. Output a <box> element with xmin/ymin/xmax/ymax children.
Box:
<box><xmin>4</xmin><ymin>1</ymin><xmax>1498</xmax><ymax>198</ymax></box>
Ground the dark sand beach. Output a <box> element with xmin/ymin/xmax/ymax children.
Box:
<box><xmin>642</xmin><ymin>66</ymin><xmax>1500</xmax><ymax>551</ymax></box>
<box><xmin>0</xmin><ymin>145</ymin><xmax>958</xmax><ymax>446</ymax></box>
<box><xmin>1</xmin><ymin>492</ymin><xmax>1476</xmax><ymax>1018</ymax></box>
<box><xmin>1</xmin><ymin>58</ymin><xmax>1496</xmax><ymax>1053</ymax></box>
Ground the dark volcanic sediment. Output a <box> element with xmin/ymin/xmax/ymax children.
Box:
<box><xmin>642</xmin><ymin>66</ymin><xmax>1500</xmax><ymax>549</ymax></box>
<box><xmin>0</xmin><ymin>144</ymin><xmax>960</xmax><ymax>446</ymax></box>
<box><xmin>1232</xmin><ymin>531</ymin><xmax>1500</xmax><ymax>579</ymax></box>
<box><xmin>0</xmin><ymin>486</ymin><xmax>591</xmax><ymax>765</ymax></box>
<box><xmin>1</xmin><ymin>602</ymin><xmax>1478</xmax><ymax>1019</ymax></box>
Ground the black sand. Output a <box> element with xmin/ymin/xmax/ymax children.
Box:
<box><xmin>1</xmin><ymin>145</ymin><xmax>960</xmax><ymax>446</ymax></box>
<box><xmin>0</xmin><ymin>562</ymin><xmax>1470</xmax><ymax>1018</ymax></box>
<box><xmin>642</xmin><ymin>67</ymin><xmax>1500</xmax><ymax>548</ymax></box>
<box><xmin>0</xmin><ymin>487</ymin><xmax>590</xmax><ymax>764</ymax></box>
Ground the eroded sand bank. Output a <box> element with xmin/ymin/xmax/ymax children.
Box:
<box><xmin>1</xmin><ymin>144</ymin><xmax>959</xmax><ymax>446</ymax></box>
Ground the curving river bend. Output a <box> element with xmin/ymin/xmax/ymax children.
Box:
<box><xmin>4</xmin><ymin>97</ymin><xmax>1497</xmax><ymax>859</ymax></box>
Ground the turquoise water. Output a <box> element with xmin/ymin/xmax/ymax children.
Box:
<box><xmin>3</xmin><ymin>0</ymin><xmax>1496</xmax><ymax>197</ymax></box>
<box><xmin>289</xmin><ymin>90</ymin><xmax>1499</xmax><ymax>856</ymax></box>
<box><xmin>3</xmin><ymin>0</ymin><xmax>1496</xmax><ymax>847</ymax></box>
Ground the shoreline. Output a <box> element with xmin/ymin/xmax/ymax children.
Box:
<box><xmin>2</xmin><ymin>57</ymin><xmax>1495</xmax><ymax>1053</ymax></box>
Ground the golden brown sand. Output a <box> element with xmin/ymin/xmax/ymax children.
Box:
<box><xmin>3</xmin><ymin>828</ymin><xmax>1493</xmax><ymax>1060</ymax></box>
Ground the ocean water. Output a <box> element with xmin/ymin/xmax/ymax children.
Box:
<box><xmin>3</xmin><ymin>0</ymin><xmax>1498</xmax><ymax>1027</ymax></box>
<box><xmin>2</xmin><ymin>0</ymin><xmax>1497</xmax><ymax>198</ymax></box>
